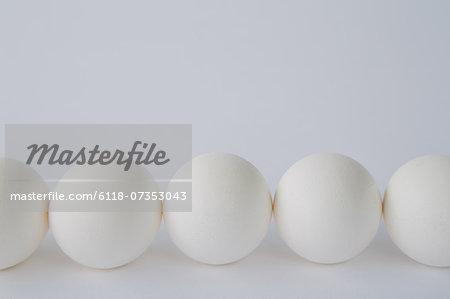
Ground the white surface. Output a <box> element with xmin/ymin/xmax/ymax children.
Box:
<box><xmin>1</xmin><ymin>224</ymin><xmax>450</xmax><ymax>299</ymax></box>
<box><xmin>384</xmin><ymin>155</ymin><xmax>450</xmax><ymax>267</ymax></box>
<box><xmin>274</xmin><ymin>153</ymin><xmax>382</xmax><ymax>264</ymax></box>
<box><xmin>1</xmin><ymin>0</ymin><xmax>450</xmax><ymax>298</ymax></box>
<box><xmin>164</xmin><ymin>153</ymin><xmax>272</xmax><ymax>265</ymax></box>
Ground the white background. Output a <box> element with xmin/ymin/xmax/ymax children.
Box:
<box><xmin>1</xmin><ymin>0</ymin><xmax>449</xmax><ymax>298</ymax></box>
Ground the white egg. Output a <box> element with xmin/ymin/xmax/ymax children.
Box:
<box><xmin>50</xmin><ymin>164</ymin><xmax>161</xmax><ymax>269</ymax></box>
<box><xmin>274</xmin><ymin>153</ymin><xmax>382</xmax><ymax>264</ymax></box>
<box><xmin>164</xmin><ymin>153</ymin><xmax>272</xmax><ymax>265</ymax></box>
<box><xmin>384</xmin><ymin>155</ymin><xmax>450</xmax><ymax>267</ymax></box>
<box><xmin>0</xmin><ymin>158</ymin><xmax>48</xmax><ymax>270</ymax></box>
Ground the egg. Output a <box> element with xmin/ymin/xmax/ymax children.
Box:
<box><xmin>0</xmin><ymin>158</ymin><xmax>48</xmax><ymax>270</ymax></box>
<box><xmin>274</xmin><ymin>153</ymin><xmax>382</xmax><ymax>264</ymax></box>
<box><xmin>384</xmin><ymin>155</ymin><xmax>450</xmax><ymax>267</ymax></box>
<box><xmin>163</xmin><ymin>153</ymin><xmax>272</xmax><ymax>265</ymax></box>
<box><xmin>50</xmin><ymin>164</ymin><xmax>161</xmax><ymax>269</ymax></box>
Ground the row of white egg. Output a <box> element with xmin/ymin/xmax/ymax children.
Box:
<box><xmin>0</xmin><ymin>153</ymin><xmax>449</xmax><ymax>270</ymax></box>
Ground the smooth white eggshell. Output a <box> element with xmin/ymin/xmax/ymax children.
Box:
<box><xmin>274</xmin><ymin>153</ymin><xmax>382</xmax><ymax>264</ymax></box>
<box><xmin>50</xmin><ymin>164</ymin><xmax>161</xmax><ymax>269</ymax></box>
<box><xmin>0</xmin><ymin>158</ymin><xmax>48</xmax><ymax>270</ymax></box>
<box><xmin>164</xmin><ymin>153</ymin><xmax>272</xmax><ymax>265</ymax></box>
<box><xmin>384</xmin><ymin>155</ymin><xmax>450</xmax><ymax>267</ymax></box>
